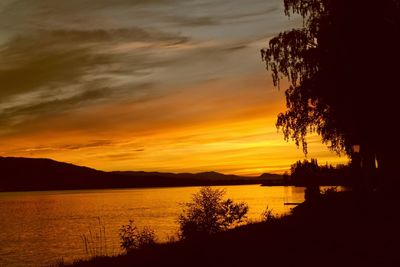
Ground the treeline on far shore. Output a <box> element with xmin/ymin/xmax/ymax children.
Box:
<box><xmin>262</xmin><ymin>159</ymin><xmax>353</xmax><ymax>186</ymax></box>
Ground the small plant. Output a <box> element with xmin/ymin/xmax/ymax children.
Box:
<box><xmin>136</xmin><ymin>227</ymin><xmax>156</xmax><ymax>248</ymax></box>
<box><xmin>80</xmin><ymin>217</ymin><xmax>108</xmax><ymax>258</ymax></box>
<box><xmin>262</xmin><ymin>206</ymin><xmax>276</xmax><ymax>221</ymax></box>
<box><xmin>178</xmin><ymin>186</ymin><xmax>248</xmax><ymax>239</ymax></box>
<box><xmin>120</xmin><ymin>220</ymin><xmax>157</xmax><ymax>252</ymax></box>
<box><xmin>120</xmin><ymin>220</ymin><xmax>138</xmax><ymax>251</ymax></box>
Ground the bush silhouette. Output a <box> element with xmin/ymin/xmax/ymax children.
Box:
<box><xmin>178</xmin><ymin>187</ymin><xmax>248</xmax><ymax>239</ymax></box>
<box><xmin>262</xmin><ymin>206</ymin><xmax>276</xmax><ymax>221</ymax></box>
<box><xmin>120</xmin><ymin>220</ymin><xmax>156</xmax><ymax>252</ymax></box>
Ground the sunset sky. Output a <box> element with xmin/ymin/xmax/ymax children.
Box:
<box><xmin>0</xmin><ymin>0</ymin><xmax>348</xmax><ymax>175</ymax></box>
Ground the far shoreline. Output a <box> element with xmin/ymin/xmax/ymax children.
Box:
<box><xmin>0</xmin><ymin>183</ymin><xmax>350</xmax><ymax>194</ymax></box>
<box><xmin>0</xmin><ymin>180</ymin><xmax>268</xmax><ymax>193</ymax></box>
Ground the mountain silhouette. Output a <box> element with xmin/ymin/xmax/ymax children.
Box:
<box><xmin>0</xmin><ymin>157</ymin><xmax>281</xmax><ymax>192</ymax></box>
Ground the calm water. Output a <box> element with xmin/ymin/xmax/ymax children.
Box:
<box><xmin>0</xmin><ymin>185</ymin><xmax>306</xmax><ymax>267</ymax></box>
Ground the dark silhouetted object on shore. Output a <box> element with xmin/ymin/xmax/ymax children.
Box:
<box><xmin>289</xmin><ymin>158</ymin><xmax>351</xmax><ymax>186</ymax></box>
<box><xmin>178</xmin><ymin>187</ymin><xmax>248</xmax><ymax>240</ymax></box>
<box><xmin>120</xmin><ymin>220</ymin><xmax>156</xmax><ymax>252</ymax></box>
<box><xmin>262</xmin><ymin>0</ymin><xmax>400</xmax><ymax>191</ymax></box>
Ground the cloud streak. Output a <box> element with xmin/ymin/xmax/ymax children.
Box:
<box><xmin>0</xmin><ymin>26</ymin><xmax>190</xmax><ymax>132</ymax></box>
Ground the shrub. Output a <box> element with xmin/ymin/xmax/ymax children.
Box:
<box><xmin>119</xmin><ymin>220</ymin><xmax>156</xmax><ymax>252</ymax></box>
<box><xmin>261</xmin><ymin>206</ymin><xmax>276</xmax><ymax>221</ymax></box>
<box><xmin>178</xmin><ymin>187</ymin><xmax>248</xmax><ymax>239</ymax></box>
<box><xmin>136</xmin><ymin>227</ymin><xmax>156</xmax><ymax>248</ymax></box>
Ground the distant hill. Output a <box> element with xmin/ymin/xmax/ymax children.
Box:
<box><xmin>259</xmin><ymin>172</ymin><xmax>287</xmax><ymax>185</ymax></box>
<box><xmin>0</xmin><ymin>157</ymin><xmax>282</xmax><ymax>192</ymax></box>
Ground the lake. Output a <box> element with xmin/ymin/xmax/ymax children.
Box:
<box><xmin>0</xmin><ymin>185</ymin><xmax>307</xmax><ymax>267</ymax></box>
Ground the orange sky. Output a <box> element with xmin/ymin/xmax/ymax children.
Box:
<box><xmin>0</xmin><ymin>0</ymin><xmax>348</xmax><ymax>175</ymax></box>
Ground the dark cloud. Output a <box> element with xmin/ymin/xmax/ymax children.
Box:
<box><xmin>222</xmin><ymin>7</ymin><xmax>280</xmax><ymax>21</ymax></box>
<box><xmin>102</xmin><ymin>151</ymin><xmax>143</xmax><ymax>161</ymax></box>
<box><xmin>33</xmin><ymin>28</ymin><xmax>189</xmax><ymax>44</ymax></box>
<box><xmin>0</xmin><ymin>26</ymin><xmax>189</xmax><ymax>133</ymax></box>
<box><xmin>0</xmin><ymin>27</ymin><xmax>188</xmax><ymax>98</ymax></box>
<box><xmin>0</xmin><ymin>40</ymin><xmax>108</xmax><ymax>99</ymax></box>
<box><xmin>0</xmin><ymin>88</ymin><xmax>109</xmax><ymax>123</ymax></box>
<box><xmin>162</xmin><ymin>15</ymin><xmax>219</xmax><ymax>27</ymax></box>
<box><xmin>0</xmin><ymin>26</ymin><xmax>188</xmax><ymax>89</ymax></box>
<box><xmin>223</xmin><ymin>44</ymin><xmax>248</xmax><ymax>51</ymax></box>
<box><xmin>0</xmin><ymin>0</ymin><xmax>178</xmax><ymax>19</ymax></box>
<box><xmin>6</xmin><ymin>140</ymin><xmax>115</xmax><ymax>154</ymax></box>
<box><xmin>0</xmin><ymin>82</ymin><xmax>160</xmax><ymax>136</ymax></box>
<box><xmin>59</xmin><ymin>140</ymin><xmax>114</xmax><ymax>150</ymax></box>
<box><xmin>157</xmin><ymin>0</ymin><xmax>282</xmax><ymax>29</ymax></box>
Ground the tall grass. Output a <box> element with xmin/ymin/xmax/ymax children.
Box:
<box><xmin>79</xmin><ymin>217</ymin><xmax>109</xmax><ymax>258</ymax></box>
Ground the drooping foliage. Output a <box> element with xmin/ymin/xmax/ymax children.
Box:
<box><xmin>262</xmin><ymin>0</ymin><xmax>400</xmax><ymax>181</ymax></box>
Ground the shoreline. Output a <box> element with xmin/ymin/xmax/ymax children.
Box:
<box><xmin>1</xmin><ymin>183</ymin><xmax>350</xmax><ymax>194</ymax></box>
<box><xmin>0</xmin><ymin>180</ymin><xmax>267</xmax><ymax>193</ymax></box>
<box><xmin>59</xmin><ymin>189</ymin><xmax>398</xmax><ymax>267</ymax></box>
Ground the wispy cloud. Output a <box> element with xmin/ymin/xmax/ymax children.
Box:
<box><xmin>9</xmin><ymin>140</ymin><xmax>114</xmax><ymax>153</ymax></box>
<box><xmin>0</xmin><ymin>26</ymin><xmax>190</xmax><ymax>132</ymax></box>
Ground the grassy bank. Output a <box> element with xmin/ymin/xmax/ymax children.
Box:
<box><xmin>61</xmin><ymin>190</ymin><xmax>399</xmax><ymax>267</ymax></box>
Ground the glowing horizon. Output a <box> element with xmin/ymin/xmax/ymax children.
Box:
<box><xmin>0</xmin><ymin>0</ymin><xmax>348</xmax><ymax>176</ymax></box>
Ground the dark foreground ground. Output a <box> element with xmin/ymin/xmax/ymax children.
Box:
<box><xmin>64</xmin><ymin>190</ymin><xmax>400</xmax><ymax>267</ymax></box>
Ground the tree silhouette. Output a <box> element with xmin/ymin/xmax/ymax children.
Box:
<box><xmin>262</xmin><ymin>0</ymin><xmax>400</xmax><ymax>188</ymax></box>
<box><xmin>178</xmin><ymin>187</ymin><xmax>248</xmax><ymax>239</ymax></box>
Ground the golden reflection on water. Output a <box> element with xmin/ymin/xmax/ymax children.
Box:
<box><xmin>0</xmin><ymin>185</ymin><xmax>306</xmax><ymax>266</ymax></box>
